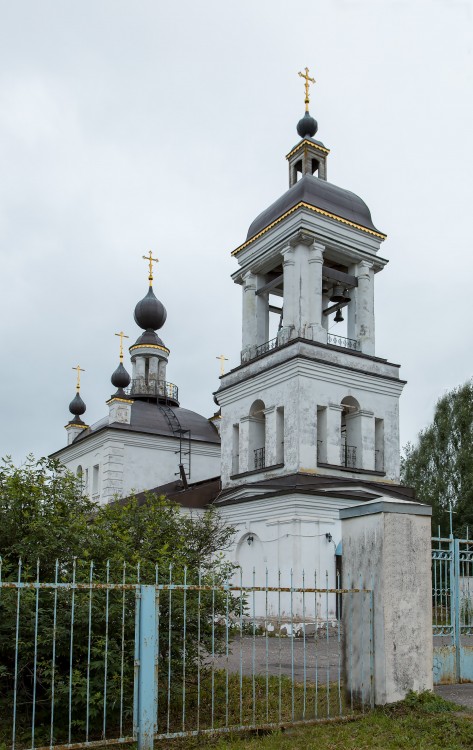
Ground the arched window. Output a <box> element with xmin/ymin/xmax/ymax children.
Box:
<box><xmin>249</xmin><ymin>399</ymin><xmax>266</xmax><ymax>469</ymax></box>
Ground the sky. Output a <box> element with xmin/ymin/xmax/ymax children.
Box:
<box><xmin>0</xmin><ymin>0</ymin><xmax>472</xmax><ymax>463</ymax></box>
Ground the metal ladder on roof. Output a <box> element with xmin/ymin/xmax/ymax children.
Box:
<box><xmin>158</xmin><ymin>404</ymin><xmax>191</xmax><ymax>481</ymax></box>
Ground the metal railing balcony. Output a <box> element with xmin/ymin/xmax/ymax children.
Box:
<box><xmin>254</xmin><ymin>447</ymin><xmax>266</xmax><ymax>470</ymax></box>
<box><xmin>255</xmin><ymin>337</ymin><xmax>279</xmax><ymax>358</ymax></box>
<box><xmin>127</xmin><ymin>379</ymin><xmax>179</xmax><ymax>401</ymax></box>
<box><xmin>327</xmin><ymin>333</ymin><xmax>360</xmax><ymax>351</ymax></box>
<box><xmin>341</xmin><ymin>444</ymin><xmax>357</xmax><ymax>469</ymax></box>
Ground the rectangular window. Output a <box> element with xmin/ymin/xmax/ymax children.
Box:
<box><xmin>92</xmin><ymin>464</ymin><xmax>100</xmax><ymax>496</ymax></box>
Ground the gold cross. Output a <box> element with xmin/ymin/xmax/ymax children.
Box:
<box><xmin>72</xmin><ymin>364</ymin><xmax>85</xmax><ymax>391</ymax></box>
<box><xmin>115</xmin><ymin>331</ymin><xmax>129</xmax><ymax>361</ymax></box>
<box><xmin>298</xmin><ymin>67</ymin><xmax>316</xmax><ymax>112</ymax></box>
<box><xmin>142</xmin><ymin>250</ymin><xmax>159</xmax><ymax>286</ymax></box>
<box><xmin>216</xmin><ymin>354</ymin><xmax>228</xmax><ymax>376</ymax></box>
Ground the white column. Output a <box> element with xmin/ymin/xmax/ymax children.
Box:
<box><xmin>264</xmin><ymin>406</ymin><xmax>277</xmax><ymax>467</ymax></box>
<box><xmin>238</xmin><ymin>415</ymin><xmax>251</xmax><ymax>473</ymax></box>
<box><xmin>280</xmin><ymin>245</ymin><xmax>296</xmax><ymax>342</ymax></box>
<box><xmin>308</xmin><ymin>241</ymin><xmax>326</xmax><ymax>343</ymax></box>
<box><xmin>341</xmin><ymin>499</ymin><xmax>433</xmax><ymax>705</ymax></box>
<box><xmin>356</xmin><ymin>261</ymin><xmax>375</xmax><ymax>355</ymax></box>
<box><xmin>345</xmin><ymin>409</ymin><xmax>375</xmax><ymax>471</ymax></box>
<box><xmin>326</xmin><ymin>403</ymin><xmax>343</xmax><ymax>465</ymax></box>
<box><xmin>241</xmin><ymin>272</ymin><xmax>257</xmax><ymax>357</ymax></box>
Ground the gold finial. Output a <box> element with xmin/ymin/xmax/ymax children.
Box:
<box><xmin>115</xmin><ymin>331</ymin><xmax>129</xmax><ymax>361</ymax></box>
<box><xmin>216</xmin><ymin>354</ymin><xmax>228</xmax><ymax>376</ymax></box>
<box><xmin>298</xmin><ymin>67</ymin><xmax>315</xmax><ymax>112</ymax></box>
<box><xmin>73</xmin><ymin>365</ymin><xmax>85</xmax><ymax>392</ymax></box>
<box><xmin>142</xmin><ymin>250</ymin><xmax>159</xmax><ymax>286</ymax></box>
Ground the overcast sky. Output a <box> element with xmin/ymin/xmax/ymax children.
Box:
<box><xmin>1</xmin><ymin>0</ymin><xmax>472</xmax><ymax>463</ymax></box>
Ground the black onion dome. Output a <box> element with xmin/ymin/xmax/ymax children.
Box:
<box><xmin>134</xmin><ymin>286</ymin><xmax>167</xmax><ymax>331</ymax></box>
<box><xmin>111</xmin><ymin>362</ymin><xmax>131</xmax><ymax>389</ymax></box>
<box><xmin>69</xmin><ymin>392</ymin><xmax>86</xmax><ymax>417</ymax></box>
<box><xmin>297</xmin><ymin>111</ymin><xmax>318</xmax><ymax>138</ymax></box>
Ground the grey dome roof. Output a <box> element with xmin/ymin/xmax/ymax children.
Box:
<box><xmin>246</xmin><ymin>174</ymin><xmax>381</xmax><ymax>241</ymax></box>
<box><xmin>134</xmin><ymin>286</ymin><xmax>167</xmax><ymax>330</ymax></box>
<box><xmin>73</xmin><ymin>400</ymin><xmax>220</xmax><ymax>444</ymax></box>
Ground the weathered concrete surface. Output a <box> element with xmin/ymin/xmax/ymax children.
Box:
<box><xmin>435</xmin><ymin>684</ymin><xmax>473</xmax><ymax>710</ymax></box>
<box><xmin>341</xmin><ymin>499</ymin><xmax>433</xmax><ymax>705</ymax></box>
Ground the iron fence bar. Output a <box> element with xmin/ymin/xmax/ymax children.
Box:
<box><xmin>12</xmin><ymin>559</ymin><xmax>22</xmax><ymax>750</ymax></box>
<box><xmin>278</xmin><ymin>569</ymin><xmax>282</xmax><ymax>725</ymax></box>
<box><xmin>132</xmin><ymin>566</ymin><xmax>140</xmax><ymax>740</ymax></box>
<box><xmin>225</xmin><ymin>574</ymin><xmax>230</xmax><ymax>728</ymax></box>
<box><xmin>182</xmin><ymin>566</ymin><xmax>187</xmax><ymax>732</ymax></box>
<box><xmin>314</xmin><ymin>571</ymin><xmax>318</xmax><ymax>720</ymax></box>
<box><xmin>336</xmin><ymin>570</ymin><xmax>342</xmax><ymax>716</ymax></box>
<box><xmin>360</xmin><ymin>573</ymin><xmax>365</xmax><ymax>714</ymax></box>
<box><xmin>31</xmin><ymin>559</ymin><xmax>40</xmax><ymax>749</ymax></box>
<box><xmin>369</xmin><ymin>577</ymin><xmax>375</xmax><ymax>710</ymax></box>
<box><xmin>349</xmin><ymin>576</ymin><xmax>353</xmax><ymax>713</ymax></box>
<box><xmin>211</xmin><ymin>570</ymin><xmax>216</xmax><ymax>730</ymax></box>
<box><xmin>239</xmin><ymin>566</ymin><xmax>243</xmax><ymax>726</ymax></box>
<box><xmin>50</xmin><ymin>560</ymin><xmax>59</xmax><ymax>749</ymax></box>
<box><xmin>265</xmin><ymin>567</ymin><xmax>269</xmax><ymax>723</ymax></box>
<box><xmin>119</xmin><ymin>562</ymin><xmax>126</xmax><ymax>739</ymax></box>
<box><xmin>103</xmin><ymin>560</ymin><xmax>110</xmax><ymax>740</ymax></box>
<box><xmin>252</xmin><ymin>567</ymin><xmax>256</xmax><ymax>727</ymax></box>
<box><xmin>68</xmin><ymin>558</ymin><xmax>77</xmax><ymax>745</ymax></box>
<box><xmin>86</xmin><ymin>561</ymin><xmax>94</xmax><ymax>742</ymax></box>
<box><xmin>166</xmin><ymin>565</ymin><xmax>173</xmax><ymax>736</ymax></box>
<box><xmin>290</xmin><ymin>568</ymin><xmax>295</xmax><ymax>722</ymax></box>
<box><xmin>197</xmin><ymin>567</ymin><xmax>201</xmax><ymax>732</ymax></box>
<box><xmin>155</xmin><ymin>565</ymin><xmax>159</xmax><ymax>735</ymax></box>
<box><xmin>325</xmin><ymin>571</ymin><xmax>330</xmax><ymax>718</ymax></box>
<box><xmin>302</xmin><ymin>569</ymin><xmax>307</xmax><ymax>720</ymax></box>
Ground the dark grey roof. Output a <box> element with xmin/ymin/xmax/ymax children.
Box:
<box><xmin>73</xmin><ymin>400</ymin><xmax>220</xmax><ymax>444</ymax></box>
<box><xmin>246</xmin><ymin>174</ymin><xmax>382</xmax><ymax>240</ymax></box>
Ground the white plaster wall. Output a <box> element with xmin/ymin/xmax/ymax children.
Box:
<box><xmin>219</xmin><ymin>492</ymin><xmax>369</xmax><ymax>621</ymax></box>
<box><xmin>54</xmin><ymin>430</ymin><xmax>220</xmax><ymax>505</ymax></box>
<box><xmin>219</xmin><ymin>350</ymin><xmax>403</xmax><ymax>488</ymax></box>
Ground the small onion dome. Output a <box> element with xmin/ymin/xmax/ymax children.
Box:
<box><xmin>111</xmin><ymin>361</ymin><xmax>131</xmax><ymax>390</ymax></box>
<box><xmin>134</xmin><ymin>286</ymin><xmax>167</xmax><ymax>331</ymax></box>
<box><xmin>69</xmin><ymin>391</ymin><xmax>86</xmax><ymax>424</ymax></box>
<box><xmin>297</xmin><ymin>111</ymin><xmax>318</xmax><ymax>139</ymax></box>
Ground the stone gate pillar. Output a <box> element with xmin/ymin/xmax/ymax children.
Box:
<box><xmin>340</xmin><ymin>498</ymin><xmax>433</xmax><ymax>705</ymax></box>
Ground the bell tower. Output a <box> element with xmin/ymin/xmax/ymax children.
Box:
<box><xmin>215</xmin><ymin>71</ymin><xmax>405</xmax><ymax>495</ymax></box>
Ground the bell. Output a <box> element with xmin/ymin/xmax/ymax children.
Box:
<box><xmin>330</xmin><ymin>284</ymin><xmax>345</xmax><ymax>302</ymax></box>
<box><xmin>334</xmin><ymin>308</ymin><xmax>344</xmax><ymax>323</ymax></box>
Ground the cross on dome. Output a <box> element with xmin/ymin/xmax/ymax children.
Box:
<box><xmin>298</xmin><ymin>67</ymin><xmax>315</xmax><ymax>112</ymax></box>
<box><xmin>72</xmin><ymin>365</ymin><xmax>85</xmax><ymax>391</ymax></box>
<box><xmin>142</xmin><ymin>251</ymin><xmax>159</xmax><ymax>286</ymax></box>
<box><xmin>115</xmin><ymin>331</ymin><xmax>129</xmax><ymax>361</ymax></box>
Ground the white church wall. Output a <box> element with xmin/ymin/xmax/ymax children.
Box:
<box><xmin>219</xmin><ymin>349</ymin><xmax>403</xmax><ymax>488</ymax></box>
<box><xmin>219</xmin><ymin>493</ymin><xmax>363</xmax><ymax>622</ymax></box>
<box><xmin>55</xmin><ymin>429</ymin><xmax>220</xmax><ymax>505</ymax></box>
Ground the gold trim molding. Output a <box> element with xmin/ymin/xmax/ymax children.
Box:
<box><xmin>286</xmin><ymin>139</ymin><xmax>330</xmax><ymax>160</ymax></box>
<box><xmin>232</xmin><ymin>202</ymin><xmax>386</xmax><ymax>256</ymax></box>
<box><xmin>129</xmin><ymin>344</ymin><xmax>170</xmax><ymax>354</ymax></box>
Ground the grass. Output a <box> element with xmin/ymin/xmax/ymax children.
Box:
<box><xmin>156</xmin><ymin>692</ymin><xmax>473</xmax><ymax>750</ymax></box>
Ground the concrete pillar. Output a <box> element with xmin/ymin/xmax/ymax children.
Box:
<box><xmin>108</xmin><ymin>397</ymin><xmax>133</xmax><ymax>425</ymax></box>
<box><xmin>65</xmin><ymin>423</ymin><xmax>87</xmax><ymax>445</ymax></box>
<box><xmin>356</xmin><ymin>261</ymin><xmax>375</xmax><ymax>355</ymax></box>
<box><xmin>241</xmin><ymin>272</ymin><xmax>268</xmax><ymax>357</ymax></box>
<box><xmin>281</xmin><ymin>246</ymin><xmax>296</xmax><ymax>339</ymax></box>
<box><xmin>341</xmin><ymin>499</ymin><xmax>433</xmax><ymax>705</ymax></box>
<box><xmin>264</xmin><ymin>406</ymin><xmax>277</xmax><ymax>467</ymax></box>
<box><xmin>308</xmin><ymin>242</ymin><xmax>326</xmax><ymax>343</ymax></box>
<box><xmin>345</xmin><ymin>409</ymin><xmax>375</xmax><ymax>471</ymax></box>
<box><xmin>326</xmin><ymin>403</ymin><xmax>343</xmax><ymax>465</ymax></box>
<box><xmin>238</xmin><ymin>415</ymin><xmax>251</xmax><ymax>473</ymax></box>
<box><xmin>148</xmin><ymin>356</ymin><xmax>159</xmax><ymax>382</ymax></box>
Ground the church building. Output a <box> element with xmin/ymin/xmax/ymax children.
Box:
<box><xmin>52</xmin><ymin>71</ymin><xmax>415</xmax><ymax>616</ymax></box>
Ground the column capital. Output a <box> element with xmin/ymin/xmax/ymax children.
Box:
<box><xmin>309</xmin><ymin>243</ymin><xmax>324</xmax><ymax>263</ymax></box>
<box><xmin>281</xmin><ymin>245</ymin><xmax>295</xmax><ymax>266</ymax></box>
<box><xmin>263</xmin><ymin>405</ymin><xmax>276</xmax><ymax>417</ymax></box>
<box><xmin>357</xmin><ymin>260</ymin><xmax>373</xmax><ymax>279</ymax></box>
<box><xmin>328</xmin><ymin>402</ymin><xmax>345</xmax><ymax>413</ymax></box>
<box><xmin>289</xmin><ymin>230</ymin><xmax>314</xmax><ymax>248</ymax></box>
<box><xmin>242</xmin><ymin>270</ymin><xmax>256</xmax><ymax>289</ymax></box>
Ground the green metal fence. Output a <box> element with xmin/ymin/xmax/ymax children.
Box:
<box><xmin>0</xmin><ymin>558</ymin><xmax>373</xmax><ymax>750</ymax></box>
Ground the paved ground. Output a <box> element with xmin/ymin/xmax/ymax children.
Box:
<box><xmin>435</xmin><ymin>684</ymin><xmax>473</xmax><ymax>709</ymax></box>
<box><xmin>213</xmin><ymin>633</ymin><xmax>345</xmax><ymax>682</ymax></box>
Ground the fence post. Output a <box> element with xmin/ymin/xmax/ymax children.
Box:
<box><xmin>137</xmin><ymin>585</ymin><xmax>157</xmax><ymax>750</ymax></box>
<box><xmin>453</xmin><ymin>538</ymin><xmax>461</xmax><ymax>682</ymax></box>
<box><xmin>341</xmin><ymin>499</ymin><xmax>433</xmax><ymax>705</ymax></box>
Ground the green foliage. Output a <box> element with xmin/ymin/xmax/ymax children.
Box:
<box><xmin>400</xmin><ymin>380</ymin><xmax>473</xmax><ymax>535</ymax></box>
<box><xmin>0</xmin><ymin>455</ymin><xmax>238</xmax><ymax>744</ymax></box>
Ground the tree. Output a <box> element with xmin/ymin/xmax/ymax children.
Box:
<box><xmin>0</xmin><ymin>456</ymin><xmax>238</xmax><ymax>743</ymax></box>
<box><xmin>400</xmin><ymin>380</ymin><xmax>473</xmax><ymax>536</ymax></box>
